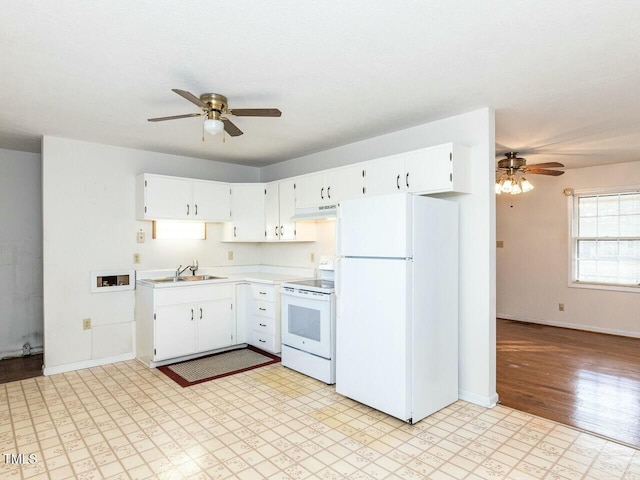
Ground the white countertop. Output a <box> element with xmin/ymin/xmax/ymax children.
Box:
<box><xmin>136</xmin><ymin>265</ymin><xmax>315</xmax><ymax>289</ymax></box>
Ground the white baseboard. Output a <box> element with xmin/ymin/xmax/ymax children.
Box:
<box><xmin>497</xmin><ymin>314</ymin><xmax>640</xmax><ymax>339</ymax></box>
<box><xmin>459</xmin><ymin>390</ymin><xmax>499</xmax><ymax>408</ymax></box>
<box><xmin>43</xmin><ymin>352</ymin><xmax>135</xmax><ymax>376</ymax></box>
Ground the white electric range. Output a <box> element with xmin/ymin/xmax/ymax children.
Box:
<box><xmin>280</xmin><ymin>258</ymin><xmax>336</xmax><ymax>384</ymax></box>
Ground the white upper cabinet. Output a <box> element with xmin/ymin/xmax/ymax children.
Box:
<box><xmin>191</xmin><ymin>180</ymin><xmax>231</xmax><ymax>222</ymax></box>
<box><xmin>265</xmin><ymin>179</ymin><xmax>315</xmax><ymax>241</ymax></box>
<box><xmin>295</xmin><ymin>172</ymin><xmax>326</xmax><ymax>208</ymax></box>
<box><xmin>296</xmin><ymin>166</ymin><xmax>366</xmax><ymax>209</ymax></box>
<box><xmin>136</xmin><ymin>173</ymin><xmax>230</xmax><ymax>221</ymax></box>
<box><xmin>364</xmin><ymin>153</ymin><xmax>405</xmax><ymax>196</ymax></box>
<box><xmin>365</xmin><ymin>143</ymin><xmax>471</xmax><ymax>196</ymax></box>
<box><xmin>264</xmin><ymin>183</ymin><xmax>280</xmax><ymax>241</ymax></box>
<box><xmin>325</xmin><ymin>165</ymin><xmax>367</xmax><ymax>204</ymax></box>
<box><xmin>222</xmin><ymin>184</ymin><xmax>265</xmax><ymax>242</ymax></box>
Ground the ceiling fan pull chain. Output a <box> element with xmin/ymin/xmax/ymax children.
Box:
<box><xmin>202</xmin><ymin>123</ymin><xmax>205</xmax><ymax>142</ymax></box>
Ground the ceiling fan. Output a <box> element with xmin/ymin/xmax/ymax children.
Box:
<box><xmin>496</xmin><ymin>152</ymin><xmax>565</xmax><ymax>176</ymax></box>
<box><xmin>495</xmin><ymin>152</ymin><xmax>565</xmax><ymax>195</ymax></box>
<box><xmin>147</xmin><ymin>89</ymin><xmax>282</xmax><ymax>137</ymax></box>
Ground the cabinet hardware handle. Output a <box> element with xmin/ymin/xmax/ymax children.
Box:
<box><xmin>200</xmin><ymin>308</ymin><xmax>203</xmax><ymax>319</ymax></box>
<box><xmin>406</xmin><ymin>172</ymin><xmax>409</xmax><ymax>188</ymax></box>
<box><xmin>259</xmin><ymin>291</ymin><xmax>267</xmax><ymax>295</ymax></box>
<box><xmin>234</xmin><ymin>226</ymin><xmax>237</xmax><ymax>237</ymax></box>
<box><xmin>362</xmin><ymin>169</ymin><xmax>365</xmax><ymax>177</ymax></box>
<box><xmin>191</xmin><ymin>309</ymin><xmax>194</xmax><ymax>321</ymax></box>
<box><xmin>186</xmin><ymin>204</ymin><xmax>190</xmax><ymax>215</ymax></box>
<box><xmin>259</xmin><ymin>307</ymin><xmax>266</xmax><ymax>311</ymax></box>
<box><xmin>321</xmin><ymin>187</ymin><xmax>324</xmax><ymax>199</ymax></box>
<box><xmin>275</xmin><ymin>226</ymin><xmax>278</xmax><ymax>237</ymax></box>
<box><xmin>327</xmin><ymin>186</ymin><xmax>331</xmax><ymax>199</ymax></box>
<box><xmin>362</xmin><ymin>187</ymin><xmax>366</xmax><ymax>195</ymax></box>
<box><xmin>195</xmin><ymin>204</ymin><xmax>198</xmax><ymax>216</ymax></box>
<box><xmin>259</xmin><ymin>323</ymin><xmax>267</xmax><ymax>327</ymax></box>
<box><xmin>259</xmin><ymin>339</ymin><xmax>266</xmax><ymax>343</ymax></box>
<box><xmin>396</xmin><ymin>174</ymin><xmax>400</xmax><ymax>190</ymax></box>
<box><xmin>280</xmin><ymin>225</ymin><xmax>284</xmax><ymax>236</ymax></box>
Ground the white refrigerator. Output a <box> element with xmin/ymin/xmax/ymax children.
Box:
<box><xmin>335</xmin><ymin>193</ymin><xmax>458</xmax><ymax>424</ymax></box>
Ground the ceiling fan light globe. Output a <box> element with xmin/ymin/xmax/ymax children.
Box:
<box><xmin>511</xmin><ymin>182</ymin><xmax>523</xmax><ymax>195</ymax></box>
<box><xmin>495</xmin><ymin>183</ymin><xmax>502</xmax><ymax>194</ymax></box>
<box><xmin>521</xmin><ymin>177</ymin><xmax>534</xmax><ymax>192</ymax></box>
<box><xmin>500</xmin><ymin>179</ymin><xmax>513</xmax><ymax>194</ymax></box>
<box><xmin>203</xmin><ymin>118</ymin><xmax>224</xmax><ymax>135</ymax></box>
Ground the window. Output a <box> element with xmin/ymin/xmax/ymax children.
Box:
<box><xmin>571</xmin><ymin>188</ymin><xmax>640</xmax><ymax>290</ymax></box>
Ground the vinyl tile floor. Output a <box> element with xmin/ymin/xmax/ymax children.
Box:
<box><xmin>1</xmin><ymin>360</ymin><xmax>638</xmax><ymax>480</ymax></box>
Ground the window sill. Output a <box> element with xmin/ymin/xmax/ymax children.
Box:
<box><xmin>568</xmin><ymin>281</ymin><xmax>640</xmax><ymax>293</ymax></box>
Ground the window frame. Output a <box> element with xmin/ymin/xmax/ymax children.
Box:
<box><xmin>568</xmin><ymin>185</ymin><xmax>640</xmax><ymax>293</ymax></box>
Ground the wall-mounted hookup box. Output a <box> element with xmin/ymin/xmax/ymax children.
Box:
<box><xmin>91</xmin><ymin>270</ymin><xmax>135</xmax><ymax>293</ymax></box>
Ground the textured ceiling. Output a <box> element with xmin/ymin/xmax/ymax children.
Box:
<box><xmin>1</xmin><ymin>1</ymin><xmax>639</xmax><ymax>168</ymax></box>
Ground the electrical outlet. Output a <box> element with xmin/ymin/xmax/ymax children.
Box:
<box><xmin>559</xmin><ymin>303</ymin><xmax>565</xmax><ymax>312</ymax></box>
<box><xmin>133</xmin><ymin>253</ymin><xmax>140</xmax><ymax>264</ymax></box>
<box><xmin>496</xmin><ymin>241</ymin><xmax>504</xmax><ymax>248</ymax></box>
<box><xmin>310</xmin><ymin>252</ymin><xmax>316</xmax><ymax>262</ymax></box>
<box><xmin>83</xmin><ymin>318</ymin><xmax>91</xmax><ymax>330</ymax></box>
<box><xmin>137</xmin><ymin>230</ymin><xmax>145</xmax><ymax>243</ymax></box>
<box><xmin>227</xmin><ymin>251</ymin><xmax>234</xmax><ymax>261</ymax></box>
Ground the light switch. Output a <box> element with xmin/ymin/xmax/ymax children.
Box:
<box><xmin>137</xmin><ymin>231</ymin><xmax>145</xmax><ymax>243</ymax></box>
<box><xmin>227</xmin><ymin>251</ymin><xmax>234</xmax><ymax>261</ymax></box>
<box><xmin>133</xmin><ymin>253</ymin><xmax>140</xmax><ymax>264</ymax></box>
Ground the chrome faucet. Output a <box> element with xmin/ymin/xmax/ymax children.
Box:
<box><xmin>176</xmin><ymin>259</ymin><xmax>199</xmax><ymax>277</ymax></box>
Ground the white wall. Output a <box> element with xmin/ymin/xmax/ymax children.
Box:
<box><xmin>0</xmin><ymin>148</ymin><xmax>43</xmax><ymax>357</ymax></box>
<box><xmin>497</xmin><ymin>161</ymin><xmax>640</xmax><ymax>336</ymax></box>
<box><xmin>42</xmin><ymin>136</ymin><xmax>261</xmax><ymax>372</ymax></box>
<box><xmin>262</xmin><ymin>108</ymin><xmax>498</xmax><ymax>407</ymax></box>
<box><xmin>260</xmin><ymin>220</ymin><xmax>335</xmax><ymax>268</ymax></box>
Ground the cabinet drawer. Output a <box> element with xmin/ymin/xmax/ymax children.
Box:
<box><xmin>252</xmin><ymin>315</ymin><xmax>276</xmax><ymax>334</ymax></box>
<box><xmin>254</xmin><ymin>300</ymin><xmax>275</xmax><ymax>318</ymax></box>
<box><xmin>250</xmin><ymin>331</ymin><xmax>276</xmax><ymax>353</ymax></box>
<box><xmin>250</xmin><ymin>284</ymin><xmax>275</xmax><ymax>302</ymax></box>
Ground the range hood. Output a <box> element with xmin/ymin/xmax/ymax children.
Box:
<box><xmin>290</xmin><ymin>204</ymin><xmax>337</xmax><ymax>221</ymax></box>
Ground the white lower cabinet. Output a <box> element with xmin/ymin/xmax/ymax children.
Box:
<box><xmin>245</xmin><ymin>283</ymin><xmax>281</xmax><ymax>354</ymax></box>
<box><xmin>136</xmin><ymin>283</ymin><xmax>235</xmax><ymax>365</ymax></box>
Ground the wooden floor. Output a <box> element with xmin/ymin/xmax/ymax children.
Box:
<box><xmin>497</xmin><ymin>319</ymin><xmax>640</xmax><ymax>448</ymax></box>
<box><xmin>0</xmin><ymin>353</ymin><xmax>43</xmax><ymax>384</ymax></box>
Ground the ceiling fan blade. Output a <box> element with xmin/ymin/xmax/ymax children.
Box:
<box><xmin>172</xmin><ymin>89</ymin><xmax>208</xmax><ymax>109</ymax></box>
<box><xmin>230</xmin><ymin>108</ymin><xmax>282</xmax><ymax>117</ymax></box>
<box><xmin>526</xmin><ymin>162</ymin><xmax>565</xmax><ymax>169</ymax></box>
<box><xmin>147</xmin><ymin>113</ymin><xmax>204</xmax><ymax>122</ymax></box>
<box><xmin>525</xmin><ymin>168</ymin><xmax>565</xmax><ymax>176</ymax></box>
<box><xmin>222</xmin><ymin>118</ymin><xmax>243</xmax><ymax>136</ymax></box>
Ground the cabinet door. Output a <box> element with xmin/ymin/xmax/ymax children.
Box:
<box><xmin>144</xmin><ymin>175</ymin><xmax>192</xmax><ymax>220</ymax></box>
<box><xmin>154</xmin><ymin>304</ymin><xmax>196</xmax><ymax>360</ymax></box>
<box><xmin>278</xmin><ymin>179</ymin><xmax>296</xmax><ymax>240</ymax></box>
<box><xmin>326</xmin><ymin>165</ymin><xmax>366</xmax><ymax>204</ymax></box>
<box><xmin>295</xmin><ymin>172</ymin><xmax>326</xmax><ymax>208</ymax></box>
<box><xmin>192</xmin><ymin>180</ymin><xmax>231</xmax><ymax>222</ymax></box>
<box><xmin>264</xmin><ymin>183</ymin><xmax>280</xmax><ymax>241</ymax></box>
<box><xmin>196</xmin><ymin>299</ymin><xmax>234</xmax><ymax>352</ymax></box>
<box><xmin>365</xmin><ymin>153</ymin><xmax>406</xmax><ymax>197</ymax></box>
<box><xmin>404</xmin><ymin>144</ymin><xmax>452</xmax><ymax>194</ymax></box>
<box><xmin>229</xmin><ymin>184</ymin><xmax>266</xmax><ymax>241</ymax></box>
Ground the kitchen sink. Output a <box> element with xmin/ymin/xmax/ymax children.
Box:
<box><xmin>182</xmin><ymin>275</ymin><xmax>227</xmax><ymax>281</ymax></box>
<box><xmin>147</xmin><ymin>275</ymin><xmax>227</xmax><ymax>284</ymax></box>
<box><xmin>148</xmin><ymin>277</ymin><xmax>188</xmax><ymax>283</ymax></box>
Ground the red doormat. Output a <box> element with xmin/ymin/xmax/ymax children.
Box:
<box><xmin>158</xmin><ymin>346</ymin><xmax>280</xmax><ymax>387</ymax></box>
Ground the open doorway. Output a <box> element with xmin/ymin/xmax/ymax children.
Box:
<box><xmin>0</xmin><ymin>150</ymin><xmax>44</xmax><ymax>384</ymax></box>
